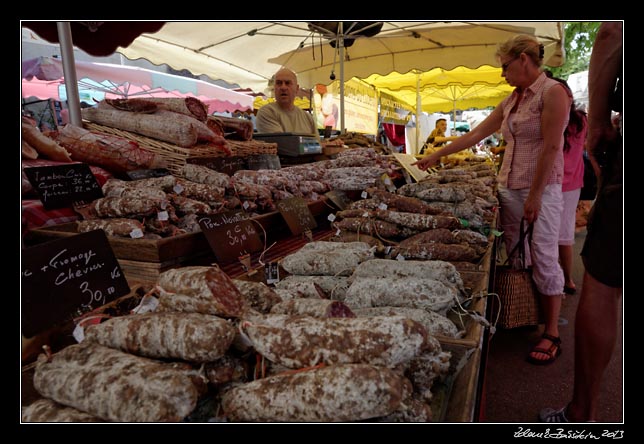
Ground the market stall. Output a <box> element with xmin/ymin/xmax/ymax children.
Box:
<box><xmin>20</xmin><ymin>20</ymin><xmax>537</xmax><ymax>423</ymax></box>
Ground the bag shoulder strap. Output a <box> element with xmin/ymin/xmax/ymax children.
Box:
<box><xmin>504</xmin><ymin>218</ymin><xmax>533</xmax><ymax>268</ymax></box>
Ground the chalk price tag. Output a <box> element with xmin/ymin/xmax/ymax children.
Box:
<box><xmin>24</xmin><ymin>163</ymin><xmax>103</xmax><ymax>210</ymax></box>
<box><xmin>276</xmin><ymin>197</ymin><xmax>317</xmax><ymax>236</ymax></box>
<box><xmin>21</xmin><ymin>229</ymin><xmax>130</xmax><ymax>338</ymax></box>
<box><xmin>198</xmin><ymin>210</ymin><xmax>263</xmax><ymax>263</ymax></box>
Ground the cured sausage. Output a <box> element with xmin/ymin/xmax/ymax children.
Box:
<box><xmin>181</xmin><ymin>164</ymin><xmax>231</xmax><ymax>189</ymax></box>
<box><xmin>241</xmin><ymin>314</ymin><xmax>431</xmax><ymax>368</ymax></box>
<box><xmin>280</xmin><ymin>242</ymin><xmax>374</xmax><ymax>277</ymax></box>
<box><xmin>32</xmin><ymin>342</ymin><xmax>204</xmax><ymax>422</ymax></box>
<box><xmin>344</xmin><ymin>277</ymin><xmax>458</xmax><ymax>316</ymax></box>
<box><xmin>352</xmin><ymin>307</ymin><xmax>460</xmax><ymax>338</ymax></box>
<box><xmin>269</xmin><ymin>299</ymin><xmax>355</xmax><ymax>318</ymax></box>
<box><xmin>350</xmin><ymin>258</ymin><xmax>465</xmax><ymax>294</ymax></box>
<box><xmin>393</xmin><ymin>242</ymin><xmax>479</xmax><ymax>263</ymax></box>
<box><xmin>156</xmin><ymin>266</ymin><xmax>248</xmax><ymax>318</ymax></box>
<box><xmin>83</xmin><ymin>312</ymin><xmax>236</xmax><ymax>363</ymax></box>
<box><xmin>221</xmin><ymin>364</ymin><xmax>409</xmax><ymax>422</ymax></box>
<box><xmin>92</xmin><ymin>196</ymin><xmax>166</xmax><ymax>218</ymax></box>
<box><xmin>273</xmin><ymin>275</ymin><xmax>350</xmax><ymax>301</ymax></box>
<box><xmin>373</xmin><ymin>209</ymin><xmax>461</xmax><ymax>231</ymax></box>
<box><xmin>22</xmin><ymin>398</ymin><xmax>103</xmax><ymax>423</ymax></box>
<box><xmin>232</xmin><ymin>280</ymin><xmax>282</xmax><ymax>314</ymax></box>
<box><xmin>77</xmin><ymin>218</ymin><xmax>144</xmax><ymax>237</ymax></box>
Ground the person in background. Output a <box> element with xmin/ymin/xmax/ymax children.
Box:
<box><xmin>540</xmin><ymin>21</ymin><xmax>622</xmax><ymax>423</ymax></box>
<box><xmin>256</xmin><ymin>68</ymin><xmax>319</xmax><ymax>140</ymax></box>
<box><xmin>414</xmin><ymin>34</ymin><xmax>571</xmax><ymax>365</ymax></box>
<box><xmin>550</xmin><ymin>77</ymin><xmax>588</xmax><ymax>296</ymax></box>
<box><xmin>420</xmin><ymin>118</ymin><xmax>459</xmax><ymax>154</ymax></box>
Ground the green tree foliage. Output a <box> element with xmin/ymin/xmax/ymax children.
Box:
<box><xmin>548</xmin><ymin>22</ymin><xmax>602</xmax><ymax>80</ymax></box>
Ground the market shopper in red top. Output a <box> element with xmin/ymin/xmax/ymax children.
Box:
<box><xmin>414</xmin><ymin>34</ymin><xmax>571</xmax><ymax>365</ymax></box>
<box><xmin>549</xmin><ymin>76</ymin><xmax>587</xmax><ymax>295</ymax></box>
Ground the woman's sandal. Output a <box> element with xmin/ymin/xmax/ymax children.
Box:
<box><xmin>526</xmin><ymin>333</ymin><xmax>562</xmax><ymax>365</ymax></box>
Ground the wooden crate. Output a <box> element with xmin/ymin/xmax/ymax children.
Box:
<box><xmin>444</xmin><ymin>347</ymin><xmax>482</xmax><ymax>422</ymax></box>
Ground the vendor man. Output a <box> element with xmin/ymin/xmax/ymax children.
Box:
<box><xmin>256</xmin><ymin>68</ymin><xmax>320</xmax><ymax>140</ymax></box>
<box><xmin>420</xmin><ymin>118</ymin><xmax>459</xmax><ymax>154</ymax></box>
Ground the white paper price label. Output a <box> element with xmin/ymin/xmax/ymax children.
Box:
<box><xmin>378</xmin><ymin>203</ymin><xmax>388</xmax><ymax>211</ymax></box>
<box><xmin>395</xmin><ymin>254</ymin><xmax>406</xmax><ymax>261</ymax></box>
<box><xmin>242</xmin><ymin>201</ymin><xmax>250</xmax><ymax>210</ymax></box>
<box><xmin>361</xmin><ymin>191</ymin><xmax>368</xmax><ymax>199</ymax></box>
<box><xmin>157</xmin><ymin>211</ymin><xmax>169</xmax><ymax>221</ymax></box>
<box><xmin>335</xmin><ymin>229</ymin><xmax>341</xmax><ymax>236</ymax></box>
<box><xmin>172</xmin><ymin>184</ymin><xmax>184</xmax><ymax>194</ymax></box>
<box><xmin>72</xmin><ymin>323</ymin><xmax>85</xmax><ymax>343</ymax></box>
<box><xmin>327</xmin><ymin>213</ymin><xmax>336</xmax><ymax>222</ymax></box>
<box><xmin>311</xmin><ymin>192</ymin><xmax>319</xmax><ymax>201</ymax></box>
<box><xmin>384</xmin><ymin>177</ymin><xmax>392</xmax><ymax>186</ymax></box>
<box><xmin>130</xmin><ymin>228</ymin><xmax>144</xmax><ymax>239</ymax></box>
<box><xmin>131</xmin><ymin>295</ymin><xmax>160</xmax><ymax>314</ymax></box>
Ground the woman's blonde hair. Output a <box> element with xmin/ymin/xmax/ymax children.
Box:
<box><xmin>496</xmin><ymin>34</ymin><xmax>545</xmax><ymax>67</ymax></box>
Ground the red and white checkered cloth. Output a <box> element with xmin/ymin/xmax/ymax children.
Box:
<box><xmin>21</xmin><ymin>159</ymin><xmax>113</xmax><ymax>233</ymax></box>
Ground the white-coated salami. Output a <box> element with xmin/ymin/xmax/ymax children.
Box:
<box><xmin>83</xmin><ymin>312</ymin><xmax>236</xmax><ymax>363</ymax></box>
<box><xmin>241</xmin><ymin>314</ymin><xmax>431</xmax><ymax>368</ymax></box>
<box><xmin>344</xmin><ymin>277</ymin><xmax>458</xmax><ymax>316</ymax></box>
<box><xmin>221</xmin><ymin>364</ymin><xmax>409</xmax><ymax>422</ymax></box>
<box><xmin>32</xmin><ymin>343</ymin><xmax>204</xmax><ymax>422</ymax></box>
<box><xmin>273</xmin><ymin>275</ymin><xmax>350</xmax><ymax>301</ymax></box>
<box><xmin>269</xmin><ymin>299</ymin><xmax>355</xmax><ymax>318</ymax></box>
<box><xmin>352</xmin><ymin>307</ymin><xmax>460</xmax><ymax>338</ymax></box>
<box><xmin>22</xmin><ymin>398</ymin><xmax>103</xmax><ymax>422</ymax></box>
<box><xmin>156</xmin><ymin>266</ymin><xmax>248</xmax><ymax>318</ymax></box>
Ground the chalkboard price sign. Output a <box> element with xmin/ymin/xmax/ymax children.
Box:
<box><xmin>24</xmin><ymin>163</ymin><xmax>103</xmax><ymax>210</ymax></box>
<box><xmin>21</xmin><ymin>229</ymin><xmax>130</xmax><ymax>338</ymax></box>
<box><xmin>276</xmin><ymin>197</ymin><xmax>317</xmax><ymax>235</ymax></box>
<box><xmin>198</xmin><ymin>210</ymin><xmax>264</xmax><ymax>263</ymax></box>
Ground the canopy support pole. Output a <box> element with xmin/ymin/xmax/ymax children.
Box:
<box><xmin>338</xmin><ymin>23</ymin><xmax>345</xmax><ymax>133</ymax></box>
<box><xmin>416</xmin><ymin>72</ymin><xmax>422</xmax><ymax>155</ymax></box>
<box><xmin>56</xmin><ymin>22</ymin><xmax>82</xmax><ymax>126</ymax></box>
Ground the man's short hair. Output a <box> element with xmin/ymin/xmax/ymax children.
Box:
<box><xmin>435</xmin><ymin>118</ymin><xmax>446</xmax><ymax>125</ymax></box>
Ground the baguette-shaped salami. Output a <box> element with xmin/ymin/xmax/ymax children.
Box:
<box><xmin>368</xmin><ymin>189</ymin><xmax>444</xmax><ymax>214</ymax></box>
<box><xmin>350</xmin><ymin>259</ymin><xmax>465</xmax><ymax>292</ymax></box>
<box><xmin>374</xmin><ymin>209</ymin><xmax>461</xmax><ymax>231</ymax></box>
<box><xmin>333</xmin><ymin>217</ymin><xmax>401</xmax><ymax>238</ymax></box>
<box><xmin>175</xmin><ymin>178</ymin><xmax>225</xmax><ymax>202</ymax></box>
<box><xmin>83</xmin><ymin>312</ymin><xmax>236</xmax><ymax>363</ymax></box>
<box><xmin>375</xmin><ymin>396</ymin><xmax>433</xmax><ymax>423</ymax></box>
<box><xmin>102</xmin><ymin>186</ymin><xmax>167</xmax><ymax>201</ymax></box>
<box><xmin>297</xmin><ymin>240</ymin><xmax>373</xmax><ymax>254</ymax></box>
<box><xmin>273</xmin><ymin>275</ymin><xmax>350</xmax><ymax>300</ymax></box>
<box><xmin>269</xmin><ymin>299</ymin><xmax>355</xmax><ymax>318</ymax></box>
<box><xmin>280</xmin><ymin>249</ymin><xmax>374</xmax><ymax>277</ymax></box>
<box><xmin>22</xmin><ymin>398</ymin><xmax>103</xmax><ymax>423</ymax></box>
<box><xmin>92</xmin><ymin>196</ymin><xmax>166</xmax><ymax>218</ymax></box>
<box><xmin>221</xmin><ymin>364</ymin><xmax>409</xmax><ymax>422</ymax></box>
<box><xmin>156</xmin><ymin>266</ymin><xmax>248</xmax><ymax>317</ymax></box>
<box><xmin>33</xmin><ymin>343</ymin><xmax>203</xmax><ymax>422</ymax></box>
<box><xmin>181</xmin><ymin>163</ymin><xmax>231</xmax><ymax>189</ymax></box>
<box><xmin>232</xmin><ymin>280</ymin><xmax>282</xmax><ymax>314</ymax></box>
<box><xmin>77</xmin><ymin>218</ymin><xmax>144</xmax><ymax>237</ymax></box>
<box><xmin>102</xmin><ymin>176</ymin><xmax>177</xmax><ymax>193</ymax></box>
<box><xmin>242</xmin><ymin>314</ymin><xmax>431</xmax><ymax>368</ymax></box>
<box><xmin>352</xmin><ymin>306</ymin><xmax>460</xmax><ymax>338</ymax></box>
<box><xmin>344</xmin><ymin>277</ymin><xmax>458</xmax><ymax>316</ymax></box>
<box><xmin>168</xmin><ymin>194</ymin><xmax>212</xmax><ymax>215</ymax></box>
<box><xmin>394</xmin><ymin>242</ymin><xmax>479</xmax><ymax>263</ymax></box>
<box><xmin>83</xmin><ymin>106</ymin><xmax>199</xmax><ymax>147</ymax></box>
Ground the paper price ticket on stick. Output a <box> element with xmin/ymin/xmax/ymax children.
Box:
<box><xmin>393</xmin><ymin>153</ymin><xmax>431</xmax><ymax>182</ymax></box>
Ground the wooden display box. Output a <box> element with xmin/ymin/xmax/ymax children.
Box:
<box><xmin>444</xmin><ymin>347</ymin><xmax>482</xmax><ymax>422</ymax></box>
<box><xmin>24</xmin><ymin>199</ymin><xmax>334</xmax><ymax>284</ymax></box>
